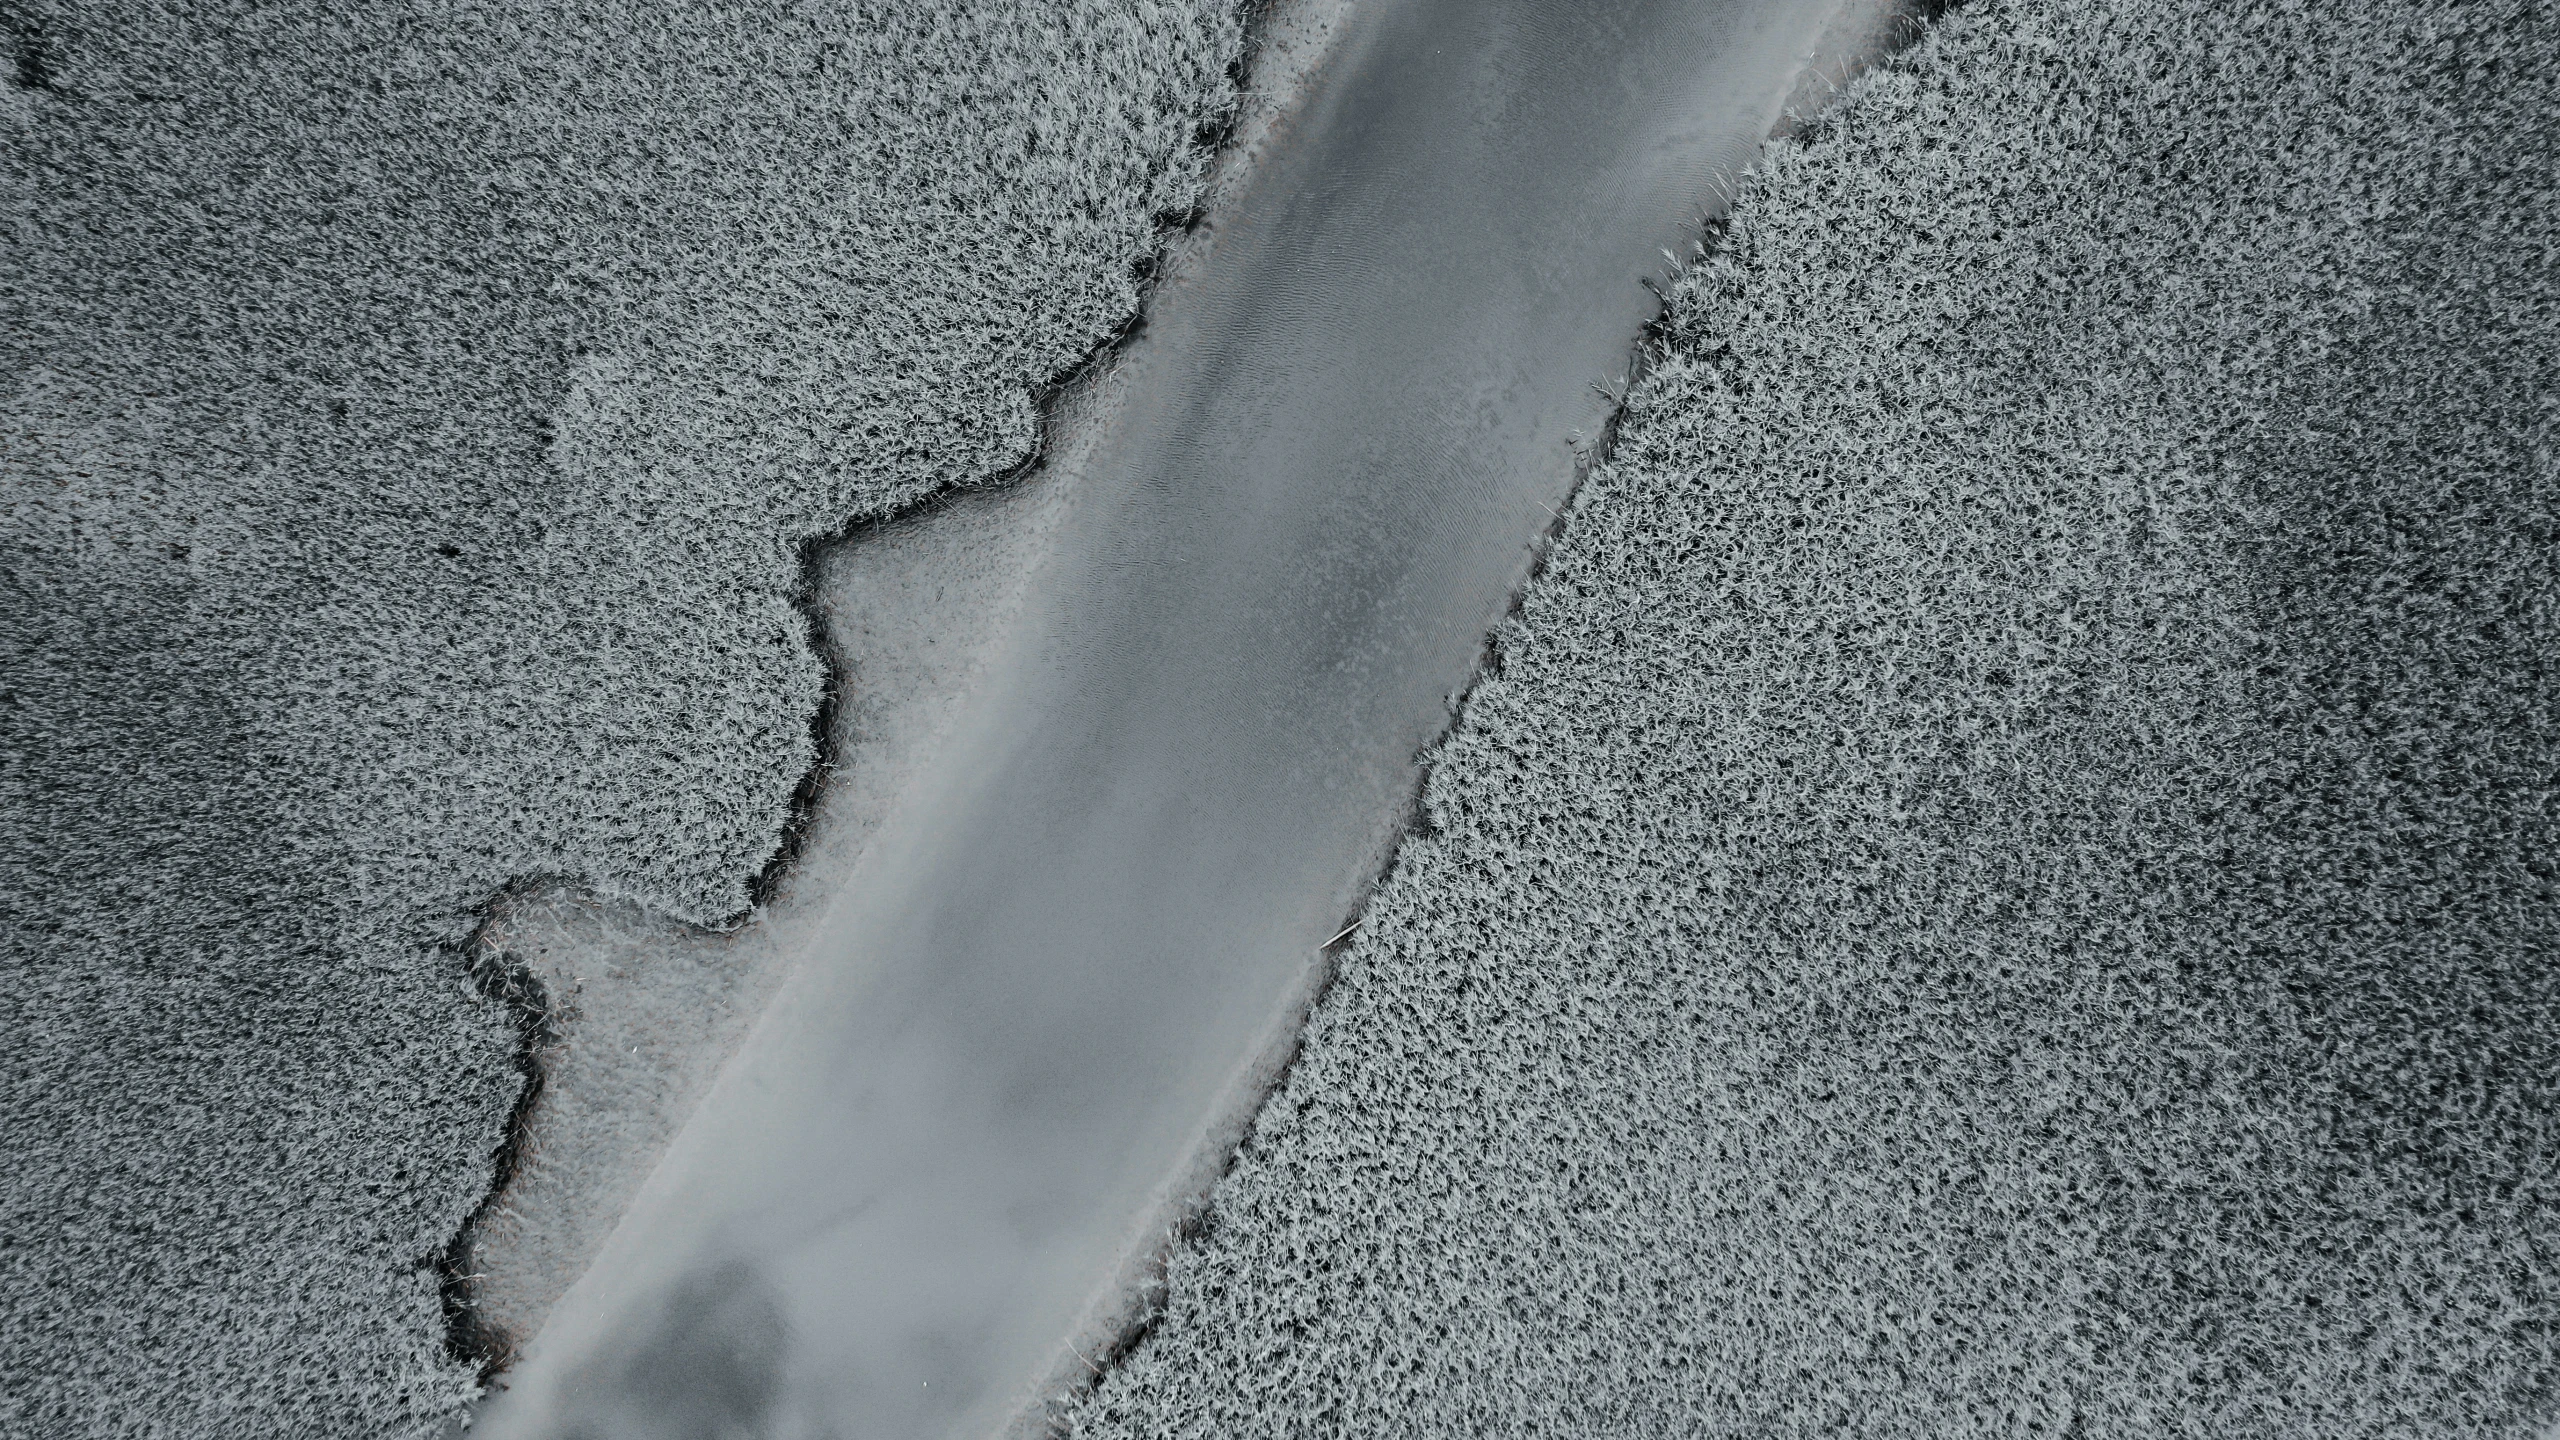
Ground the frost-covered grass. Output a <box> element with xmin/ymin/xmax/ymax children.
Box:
<box><xmin>1074</xmin><ymin>2</ymin><xmax>2560</xmax><ymax>1436</ymax></box>
<box><xmin>0</xmin><ymin>1</ymin><xmax>1241</xmax><ymax>1433</ymax></box>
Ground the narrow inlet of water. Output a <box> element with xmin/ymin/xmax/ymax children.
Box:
<box><xmin>473</xmin><ymin>2</ymin><xmax>1850</xmax><ymax>1436</ymax></box>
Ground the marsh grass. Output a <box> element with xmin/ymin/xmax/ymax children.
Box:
<box><xmin>1</xmin><ymin>2</ymin><xmax>1248</xmax><ymax>1433</ymax></box>
<box><xmin>1070</xmin><ymin>2</ymin><xmax>2560</xmax><ymax>1435</ymax></box>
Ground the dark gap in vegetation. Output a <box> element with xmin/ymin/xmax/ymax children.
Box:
<box><xmin>435</xmin><ymin>894</ymin><xmax>566</xmax><ymax>1381</ymax></box>
<box><xmin>1149</xmin><ymin>202</ymin><xmax>1211</xmax><ymax>235</ymax></box>
<box><xmin>6</xmin><ymin>11</ymin><xmax>66</xmax><ymax>95</ymax></box>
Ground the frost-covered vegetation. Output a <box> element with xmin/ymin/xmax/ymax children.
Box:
<box><xmin>0</xmin><ymin>1</ymin><xmax>1240</xmax><ymax>1432</ymax></box>
<box><xmin>1076</xmin><ymin>2</ymin><xmax>2560</xmax><ymax>1435</ymax></box>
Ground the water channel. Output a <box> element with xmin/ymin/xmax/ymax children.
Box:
<box><xmin>473</xmin><ymin>1</ymin><xmax>1856</xmax><ymax>1435</ymax></box>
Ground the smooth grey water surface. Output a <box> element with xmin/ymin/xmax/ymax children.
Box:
<box><xmin>476</xmin><ymin>1</ymin><xmax>1842</xmax><ymax>1436</ymax></box>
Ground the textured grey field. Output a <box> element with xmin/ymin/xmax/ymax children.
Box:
<box><xmin>1074</xmin><ymin>1</ymin><xmax>2560</xmax><ymax>1436</ymax></box>
<box><xmin>0</xmin><ymin>2</ymin><xmax>1239</xmax><ymax>1434</ymax></box>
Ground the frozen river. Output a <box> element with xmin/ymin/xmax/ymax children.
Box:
<box><xmin>474</xmin><ymin>1</ymin><xmax>1855</xmax><ymax>1435</ymax></box>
